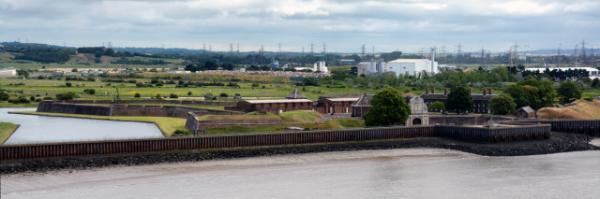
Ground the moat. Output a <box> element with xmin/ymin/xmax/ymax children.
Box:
<box><xmin>0</xmin><ymin>108</ymin><xmax>163</xmax><ymax>145</ymax></box>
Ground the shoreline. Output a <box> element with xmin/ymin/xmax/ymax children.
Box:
<box><xmin>1</xmin><ymin>132</ymin><xmax>597</xmax><ymax>174</ymax></box>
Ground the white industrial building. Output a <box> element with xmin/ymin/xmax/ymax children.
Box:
<box><xmin>525</xmin><ymin>67</ymin><xmax>600</xmax><ymax>80</ymax></box>
<box><xmin>357</xmin><ymin>59</ymin><xmax>386</xmax><ymax>75</ymax></box>
<box><xmin>0</xmin><ymin>69</ymin><xmax>17</xmax><ymax>77</ymax></box>
<box><xmin>294</xmin><ymin>61</ymin><xmax>328</xmax><ymax>74</ymax></box>
<box><xmin>385</xmin><ymin>59</ymin><xmax>438</xmax><ymax>76</ymax></box>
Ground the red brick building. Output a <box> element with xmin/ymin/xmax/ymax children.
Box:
<box><xmin>316</xmin><ymin>97</ymin><xmax>359</xmax><ymax>114</ymax></box>
<box><xmin>226</xmin><ymin>99</ymin><xmax>314</xmax><ymax>113</ymax></box>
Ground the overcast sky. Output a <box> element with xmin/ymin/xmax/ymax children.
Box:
<box><xmin>1</xmin><ymin>0</ymin><xmax>599</xmax><ymax>53</ymax></box>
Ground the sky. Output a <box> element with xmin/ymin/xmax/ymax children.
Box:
<box><xmin>0</xmin><ymin>0</ymin><xmax>599</xmax><ymax>53</ymax></box>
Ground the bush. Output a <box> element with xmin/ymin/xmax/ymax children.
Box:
<box><xmin>429</xmin><ymin>101</ymin><xmax>445</xmax><ymax>112</ymax></box>
<box><xmin>187</xmin><ymin>91</ymin><xmax>192</xmax><ymax>96</ymax></box>
<box><xmin>0</xmin><ymin>90</ymin><xmax>9</xmax><ymax>101</ymax></box>
<box><xmin>83</xmin><ymin>88</ymin><xmax>96</xmax><ymax>95</ymax></box>
<box><xmin>56</xmin><ymin>92</ymin><xmax>79</xmax><ymax>101</ymax></box>
<box><xmin>65</xmin><ymin>82</ymin><xmax>72</xmax><ymax>87</ymax></box>
<box><xmin>134</xmin><ymin>93</ymin><xmax>141</xmax><ymax>98</ymax></box>
<box><xmin>592</xmin><ymin>78</ymin><xmax>600</xmax><ymax>88</ymax></box>
<box><xmin>173</xmin><ymin>129</ymin><xmax>192</xmax><ymax>136</ymax></box>
<box><xmin>9</xmin><ymin>96</ymin><xmax>30</xmax><ymax>104</ymax></box>
<box><xmin>490</xmin><ymin>94</ymin><xmax>516</xmax><ymax>115</ymax></box>
<box><xmin>219</xmin><ymin>93</ymin><xmax>228</xmax><ymax>98</ymax></box>
<box><xmin>169</xmin><ymin>93</ymin><xmax>179</xmax><ymax>99</ymax></box>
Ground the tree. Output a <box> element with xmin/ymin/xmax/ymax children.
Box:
<box><xmin>55</xmin><ymin>92</ymin><xmax>78</xmax><ymax>101</ymax></box>
<box><xmin>592</xmin><ymin>78</ymin><xmax>600</xmax><ymax>88</ymax></box>
<box><xmin>204</xmin><ymin>60</ymin><xmax>219</xmax><ymax>70</ymax></box>
<box><xmin>519</xmin><ymin>79</ymin><xmax>555</xmax><ymax>108</ymax></box>
<box><xmin>363</xmin><ymin>88</ymin><xmax>410</xmax><ymax>126</ymax></box>
<box><xmin>504</xmin><ymin>84</ymin><xmax>529</xmax><ymax>108</ymax></box>
<box><xmin>490</xmin><ymin>94</ymin><xmax>516</xmax><ymax>115</ymax></box>
<box><xmin>429</xmin><ymin>101</ymin><xmax>445</xmax><ymax>113</ymax></box>
<box><xmin>557</xmin><ymin>81</ymin><xmax>582</xmax><ymax>104</ymax></box>
<box><xmin>222</xmin><ymin>63</ymin><xmax>234</xmax><ymax>70</ymax></box>
<box><xmin>446</xmin><ymin>86</ymin><xmax>473</xmax><ymax>114</ymax></box>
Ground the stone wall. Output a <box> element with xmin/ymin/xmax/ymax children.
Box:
<box><xmin>37</xmin><ymin>101</ymin><xmax>112</xmax><ymax>116</ymax></box>
<box><xmin>429</xmin><ymin>115</ymin><xmax>514</xmax><ymax>125</ymax></box>
<box><xmin>37</xmin><ymin>101</ymin><xmax>241</xmax><ymax>118</ymax></box>
<box><xmin>185</xmin><ymin>111</ymin><xmax>282</xmax><ymax>134</ymax></box>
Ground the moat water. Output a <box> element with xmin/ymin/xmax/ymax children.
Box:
<box><xmin>0</xmin><ymin>108</ymin><xmax>163</xmax><ymax>145</ymax></box>
<box><xmin>2</xmin><ymin>149</ymin><xmax>599</xmax><ymax>199</ymax></box>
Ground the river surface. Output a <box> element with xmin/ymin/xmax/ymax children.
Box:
<box><xmin>2</xmin><ymin>149</ymin><xmax>599</xmax><ymax>199</ymax></box>
<box><xmin>591</xmin><ymin>139</ymin><xmax>600</xmax><ymax>147</ymax></box>
<box><xmin>0</xmin><ymin>108</ymin><xmax>163</xmax><ymax>145</ymax></box>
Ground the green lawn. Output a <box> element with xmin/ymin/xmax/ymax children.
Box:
<box><xmin>0</xmin><ymin>122</ymin><xmax>19</xmax><ymax>144</ymax></box>
<box><xmin>0</xmin><ymin>78</ymin><xmax>376</xmax><ymax>101</ymax></box>
<box><xmin>11</xmin><ymin>111</ymin><xmax>186</xmax><ymax>137</ymax></box>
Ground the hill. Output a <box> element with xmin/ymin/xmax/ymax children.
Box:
<box><xmin>537</xmin><ymin>100</ymin><xmax>600</xmax><ymax>119</ymax></box>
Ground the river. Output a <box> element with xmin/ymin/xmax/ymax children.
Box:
<box><xmin>2</xmin><ymin>148</ymin><xmax>599</xmax><ymax>199</ymax></box>
<box><xmin>0</xmin><ymin>108</ymin><xmax>163</xmax><ymax>145</ymax></box>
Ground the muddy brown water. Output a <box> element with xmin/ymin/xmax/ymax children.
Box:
<box><xmin>2</xmin><ymin>148</ymin><xmax>599</xmax><ymax>199</ymax></box>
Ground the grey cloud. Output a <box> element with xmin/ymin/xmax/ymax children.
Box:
<box><xmin>0</xmin><ymin>0</ymin><xmax>598</xmax><ymax>52</ymax></box>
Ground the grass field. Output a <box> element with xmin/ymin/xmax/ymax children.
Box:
<box><xmin>201</xmin><ymin>111</ymin><xmax>365</xmax><ymax>135</ymax></box>
<box><xmin>537</xmin><ymin>100</ymin><xmax>600</xmax><ymax>119</ymax></box>
<box><xmin>0</xmin><ymin>78</ymin><xmax>376</xmax><ymax>101</ymax></box>
<box><xmin>12</xmin><ymin>111</ymin><xmax>186</xmax><ymax>137</ymax></box>
<box><xmin>0</xmin><ymin>122</ymin><xmax>19</xmax><ymax>144</ymax></box>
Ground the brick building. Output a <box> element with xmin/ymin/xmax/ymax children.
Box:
<box><xmin>421</xmin><ymin>89</ymin><xmax>494</xmax><ymax>114</ymax></box>
<box><xmin>226</xmin><ymin>99</ymin><xmax>314</xmax><ymax>113</ymax></box>
<box><xmin>351</xmin><ymin>93</ymin><xmax>373</xmax><ymax>117</ymax></box>
<box><xmin>316</xmin><ymin>97</ymin><xmax>359</xmax><ymax>114</ymax></box>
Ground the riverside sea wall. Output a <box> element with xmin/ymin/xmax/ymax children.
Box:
<box><xmin>2</xmin><ymin>124</ymin><xmax>596</xmax><ymax>173</ymax></box>
<box><xmin>1</xmin><ymin>125</ymin><xmax>552</xmax><ymax>161</ymax></box>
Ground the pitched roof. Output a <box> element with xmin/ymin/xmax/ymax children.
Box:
<box><xmin>244</xmin><ymin>99</ymin><xmax>313</xmax><ymax>104</ymax></box>
<box><xmin>326</xmin><ymin>97</ymin><xmax>359</xmax><ymax>102</ymax></box>
<box><xmin>421</xmin><ymin>93</ymin><xmax>494</xmax><ymax>101</ymax></box>
<box><xmin>286</xmin><ymin>88</ymin><xmax>307</xmax><ymax>99</ymax></box>
<box><xmin>518</xmin><ymin>106</ymin><xmax>535</xmax><ymax>113</ymax></box>
<box><xmin>352</xmin><ymin>93</ymin><xmax>373</xmax><ymax>107</ymax></box>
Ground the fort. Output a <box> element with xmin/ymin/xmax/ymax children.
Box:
<box><xmin>1</xmin><ymin>119</ymin><xmax>598</xmax><ymax>173</ymax></box>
